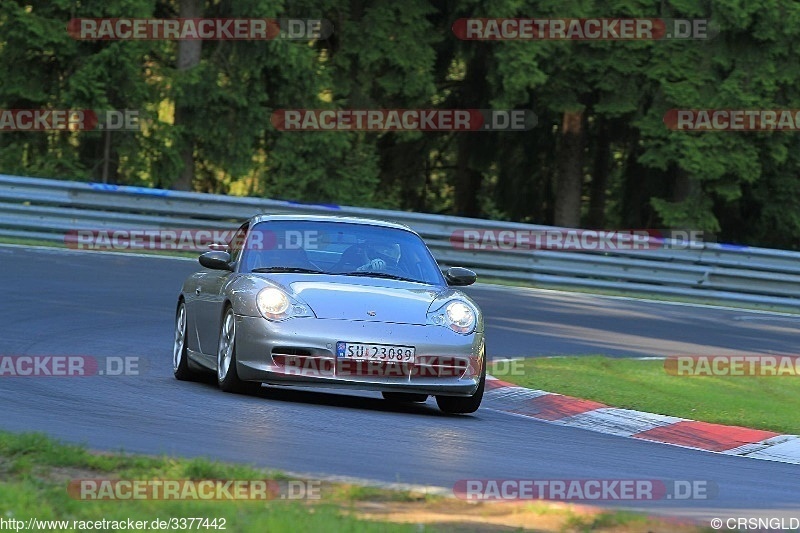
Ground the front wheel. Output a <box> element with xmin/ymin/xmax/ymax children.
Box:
<box><xmin>435</xmin><ymin>352</ymin><xmax>485</xmax><ymax>414</ymax></box>
<box><xmin>217</xmin><ymin>307</ymin><xmax>260</xmax><ymax>395</ymax></box>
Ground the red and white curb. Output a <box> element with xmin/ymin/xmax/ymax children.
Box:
<box><xmin>484</xmin><ymin>376</ymin><xmax>800</xmax><ymax>465</ymax></box>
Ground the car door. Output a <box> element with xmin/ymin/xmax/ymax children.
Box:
<box><xmin>196</xmin><ymin>222</ymin><xmax>248</xmax><ymax>355</ymax></box>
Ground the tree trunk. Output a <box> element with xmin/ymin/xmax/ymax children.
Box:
<box><xmin>620</xmin><ymin>143</ymin><xmax>646</xmax><ymax>228</ymax></box>
<box><xmin>101</xmin><ymin>129</ymin><xmax>112</xmax><ymax>184</ymax></box>
<box><xmin>670</xmin><ymin>164</ymin><xmax>691</xmax><ymax>203</ymax></box>
<box><xmin>454</xmin><ymin>135</ymin><xmax>483</xmax><ymax>217</ymax></box>
<box><xmin>452</xmin><ymin>45</ymin><xmax>489</xmax><ymax>217</ymax></box>
<box><xmin>172</xmin><ymin>0</ymin><xmax>203</xmax><ymax>191</ymax></box>
<box><xmin>553</xmin><ymin>110</ymin><xmax>585</xmax><ymax>227</ymax></box>
<box><xmin>586</xmin><ymin>119</ymin><xmax>610</xmax><ymax>228</ymax></box>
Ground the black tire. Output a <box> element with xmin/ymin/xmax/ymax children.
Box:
<box><xmin>435</xmin><ymin>350</ymin><xmax>486</xmax><ymax>414</ymax></box>
<box><xmin>217</xmin><ymin>306</ymin><xmax>260</xmax><ymax>395</ymax></box>
<box><xmin>173</xmin><ymin>301</ymin><xmax>198</xmax><ymax>381</ymax></box>
<box><xmin>382</xmin><ymin>392</ymin><xmax>428</xmax><ymax>403</ymax></box>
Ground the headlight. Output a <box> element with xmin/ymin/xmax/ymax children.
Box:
<box><xmin>427</xmin><ymin>299</ymin><xmax>477</xmax><ymax>334</ymax></box>
<box><xmin>446</xmin><ymin>302</ymin><xmax>474</xmax><ymax>332</ymax></box>
<box><xmin>256</xmin><ymin>287</ymin><xmax>312</xmax><ymax>321</ymax></box>
<box><xmin>257</xmin><ymin>288</ymin><xmax>290</xmax><ymax>317</ymax></box>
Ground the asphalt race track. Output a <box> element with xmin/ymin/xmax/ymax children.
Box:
<box><xmin>1</xmin><ymin>245</ymin><xmax>799</xmax><ymax>519</ymax></box>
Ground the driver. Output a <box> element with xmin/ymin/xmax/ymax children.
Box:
<box><xmin>357</xmin><ymin>243</ymin><xmax>401</xmax><ymax>272</ymax></box>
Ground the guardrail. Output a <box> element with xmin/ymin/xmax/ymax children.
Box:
<box><xmin>2</xmin><ymin>173</ymin><xmax>800</xmax><ymax>309</ymax></box>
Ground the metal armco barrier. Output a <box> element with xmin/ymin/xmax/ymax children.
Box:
<box><xmin>2</xmin><ymin>173</ymin><xmax>800</xmax><ymax>309</ymax></box>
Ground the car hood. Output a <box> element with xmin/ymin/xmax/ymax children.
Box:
<box><xmin>288</xmin><ymin>278</ymin><xmax>442</xmax><ymax>324</ymax></box>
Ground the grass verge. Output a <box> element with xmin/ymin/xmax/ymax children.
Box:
<box><xmin>490</xmin><ymin>356</ymin><xmax>800</xmax><ymax>434</ymax></box>
<box><xmin>0</xmin><ymin>431</ymin><xmax>702</xmax><ymax>532</ymax></box>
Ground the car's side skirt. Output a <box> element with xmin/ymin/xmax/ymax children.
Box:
<box><xmin>187</xmin><ymin>348</ymin><xmax>216</xmax><ymax>372</ymax></box>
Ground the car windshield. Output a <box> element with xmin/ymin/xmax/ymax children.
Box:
<box><xmin>239</xmin><ymin>220</ymin><xmax>445</xmax><ymax>286</ymax></box>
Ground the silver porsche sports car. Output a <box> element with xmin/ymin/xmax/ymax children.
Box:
<box><xmin>173</xmin><ymin>215</ymin><xmax>485</xmax><ymax>414</ymax></box>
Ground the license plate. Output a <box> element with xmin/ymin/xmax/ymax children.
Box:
<box><xmin>336</xmin><ymin>342</ymin><xmax>415</xmax><ymax>362</ymax></box>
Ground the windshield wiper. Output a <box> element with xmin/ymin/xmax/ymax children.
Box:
<box><xmin>251</xmin><ymin>267</ymin><xmax>326</xmax><ymax>274</ymax></box>
<box><xmin>341</xmin><ymin>271</ymin><xmax>418</xmax><ymax>283</ymax></box>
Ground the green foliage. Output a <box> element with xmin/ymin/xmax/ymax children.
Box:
<box><xmin>2</xmin><ymin>0</ymin><xmax>800</xmax><ymax>247</ymax></box>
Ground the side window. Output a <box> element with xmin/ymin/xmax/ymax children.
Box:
<box><xmin>229</xmin><ymin>223</ymin><xmax>249</xmax><ymax>265</ymax></box>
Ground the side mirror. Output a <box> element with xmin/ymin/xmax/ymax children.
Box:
<box><xmin>444</xmin><ymin>267</ymin><xmax>477</xmax><ymax>287</ymax></box>
<box><xmin>199</xmin><ymin>251</ymin><xmax>233</xmax><ymax>271</ymax></box>
<box><xmin>208</xmin><ymin>242</ymin><xmax>230</xmax><ymax>251</ymax></box>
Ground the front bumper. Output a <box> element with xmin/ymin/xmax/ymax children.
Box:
<box><xmin>234</xmin><ymin>315</ymin><xmax>484</xmax><ymax>397</ymax></box>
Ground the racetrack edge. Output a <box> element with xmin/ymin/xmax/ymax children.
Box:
<box><xmin>484</xmin><ymin>376</ymin><xmax>800</xmax><ymax>465</ymax></box>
